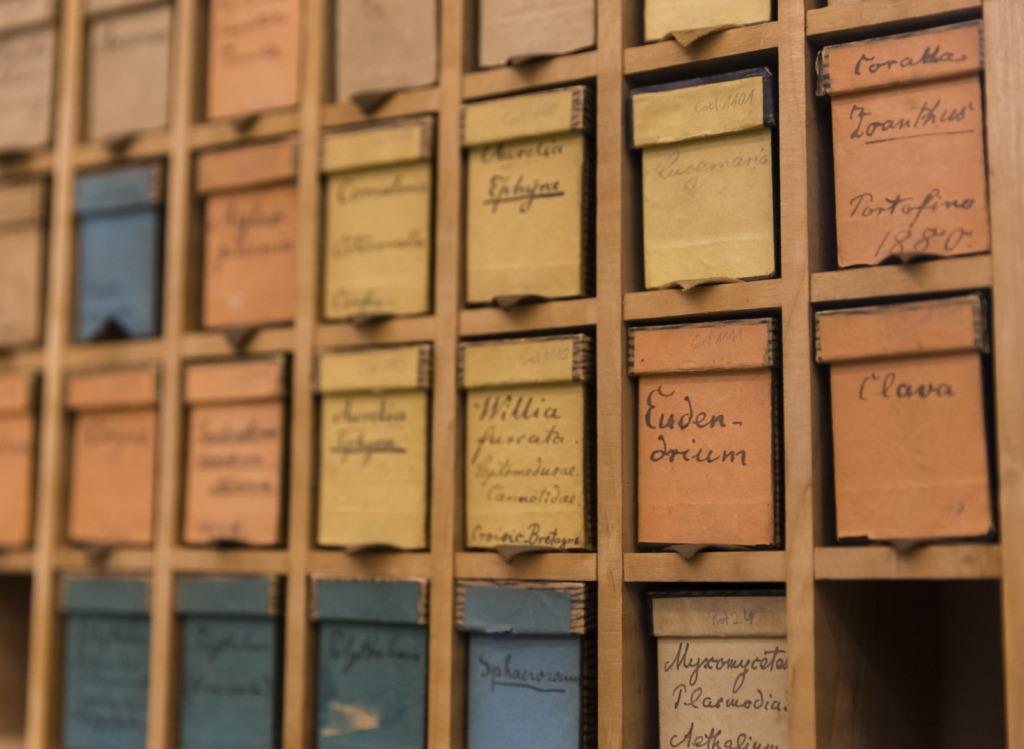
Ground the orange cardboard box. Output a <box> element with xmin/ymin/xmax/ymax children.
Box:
<box><xmin>0</xmin><ymin>374</ymin><xmax>36</xmax><ymax>547</ymax></box>
<box><xmin>197</xmin><ymin>139</ymin><xmax>298</xmax><ymax>331</ymax></box>
<box><xmin>183</xmin><ymin>357</ymin><xmax>287</xmax><ymax>546</ymax></box>
<box><xmin>66</xmin><ymin>367</ymin><xmax>158</xmax><ymax>546</ymax></box>
<box><xmin>629</xmin><ymin>319</ymin><xmax>780</xmax><ymax>547</ymax></box>
<box><xmin>817</xmin><ymin>21</ymin><xmax>989</xmax><ymax>266</ymax></box>
<box><xmin>816</xmin><ymin>295</ymin><xmax>993</xmax><ymax>541</ymax></box>
<box><xmin>206</xmin><ymin>0</ymin><xmax>299</xmax><ymax>119</ymax></box>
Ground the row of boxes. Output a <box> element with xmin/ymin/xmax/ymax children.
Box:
<box><xmin>0</xmin><ymin>0</ymin><xmax>786</xmax><ymax>149</ymax></box>
<box><xmin>0</xmin><ymin>294</ymin><xmax>996</xmax><ymax>551</ymax></box>
<box><xmin>0</xmin><ymin>21</ymin><xmax>992</xmax><ymax>348</ymax></box>
<box><xmin>61</xmin><ymin>575</ymin><xmax>781</xmax><ymax>749</ymax></box>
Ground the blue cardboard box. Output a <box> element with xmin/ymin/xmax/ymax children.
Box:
<box><xmin>74</xmin><ymin>163</ymin><xmax>164</xmax><ymax>341</ymax></box>
<box><xmin>457</xmin><ymin>580</ymin><xmax>595</xmax><ymax>749</ymax></box>
<box><xmin>61</xmin><ymin>576</ymin><xmax>151</xmax><ymax>749</ymax></box>
<box><xmin>312</xmin><ymin>578</ymin><xmax>428</xmax><ymax>749</ymax></box>
<box><xmin>177</xmin><ymin>576</ymin><xmax>282</xmax><ymax>749</ymax></box>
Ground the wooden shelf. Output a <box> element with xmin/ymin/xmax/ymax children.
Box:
<box><xmin>0</xmin><ymin>149</ymin><xmax>52</xmax><ymax>178</ymax></box>
<box><xmin>623</xmin><ymin>278</ymin><xmax>782</xmax><ymax>322</ymax></box>
<box><xmin>64</xmin><ymin>338</ymin><xmax>164</xmax><ymax>369</ymax></box>
<box><xmin>0</xmin><ymin>551</ymin><xmax>33</xmax><ymax>574</ymax></box>
<box><xmin>172</xmin><ymin>548</ymin><xmax>290</xmax><ymax>574</ymax></box>
<box><xmin>624</xmin><ymin>22</ymin><xmax>780</xmax><ymax>77</ymax></box>
<box><xmin>182</xmin><ymin>327</ymin><xmax>295</xmax><ymax>358</ymax></box>
<box><xmin>624</xmin><ymin>551</ymin><xmax>787</xmax><ymax>583</ymax></box>
<box><xmin>0</xmin><ymin>348</ymin><xmax>44</xmax><ymax>371</ymax></box>
<box><xmin>455</xmin><ymin>551</ymin><xmax>597</xmax><ymax>581</ymax></box>
<box><xmin>806</xmin><ymin>0</ymin><xmax>982</xmax><ymax>42</ymax></box>
<box><xmin>53</xmin><ymin>547</ymin><xmax>154</xmax><ymax>571</ymax></box>
<box><xmin>75</xmin><ymin>131</ymin><xmax>171</xmax><ymax>169</ymax></box>
<box><xmin>308</xmin><ymin>550</ymin><xmax>432</xmax><ymax>578</ymax></box>
<box><xmin>815</xmin><ymin>544</ymin><xmax>1002</xmax><ymax>581</ymax></box>
<box><xmin>459</xmin><ymin>298</ymin><xmax>597</xmax><ymax>338</ymax></box>
<box><xmin>321</xmin><ymin>87</ymin><xmax>440</xmax><ymax>129</ymax></box>
<box><xmin>190</xmin><ymin>108</ymin><xmax>301</xmax><ymax>151</ymax></box>
<box><xmin>810</xmin><ymin>254</ymin><xmax>992</xmax><ymax>305</ymax></box>
<box><xmin>315</xmin><ymin>315</ymin><xmax>436</xmax><ymax>349</ymax></box>
<box><xmin>463</xmin><ymin>51</ymin><xmax>598</xmax><ymax>101</ymax></box>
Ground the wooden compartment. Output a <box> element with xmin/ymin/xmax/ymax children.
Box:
<box><xmin>0</xmin><ymin>575</ymin><xmax>30</xmax><ymax>746</ymax></box>
<box><xmin>0</xmin><ymin>179</ymin><xmax>47</xmax><ymax>348</ymax></box>
<box><xmin>0</xmin><ymin>374</ymin><xmax>36</xmax><ymax>548</ymax></box>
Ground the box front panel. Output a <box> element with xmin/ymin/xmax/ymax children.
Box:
<box><xmin>184</xmin><ymin>401</ymin><xmax>284</xmax><ymax>546</ymax></box>
<box><xmin>467</xmin><ymin>634</ymin><xmax>582</xmax><ymax>749</ymax></box>
<box><xmin>644</xmin><ymin>0</ymin><xmax>771</xmax><ymax>41</ymax></box>
<box><xmin>637</xmin><ymin>370</ymin><xmax>774</xmax><ymax>546</ymax></box>
<box><xmin>464</xmin><ymin>382</ymin><xmax>588</xmax><ymax>551</ymax></box>
<box><xmin>317</xmin><ymin>622</ymin><xmax>427</xmax><ymax>749</ymax></box>
<box><xmin>205</xmin><ymin>0</ymin><xmax>299</xmax><ymax>118</ymax></box>
<box><xmin>657</xmin><ymin>636</ymin><xmax>788</xmax><ymax>749</ymax></box>
<box><xmin>0</xmin><ymin>414</ymin><xmax>34</xmax><ymax>546</ymax></box>
<box><xmin>323</xmin><ymin>161</ymin><xmax>433</xmax><ymax>320</ymax></box>
<box><xmin>180</xmin><ymin>617</ymin><xmax>280</xmax><ymax>749</ymax></box>
<box><xmin>86</xmin><ymin>4</ymin><xmax>171</xmax><ymax>140</ymax></box>
<box><xmin>0</xmin><ymin>224</ymin><xmax>44</xmax><ymax>346</ymax></box>
<box><xmin>830</xmin><ymin>351</ymin><xmax>992</xmax><ymax>540</ymax></box>
<box><xmin>466</xmin><ymin>132</ymin><xmax>585</xmax><ymax>303</ymax></box>
<box><xmin>642</xmin><ymin>128</ymin><xmax>774</xmax><ymax>288</ymax></box>
<box><xmin>63</xmin><ymin>614</ymin><xmax>150</xmax><ymax>749</ymax></box>
<box><xmin>318</xmin><ymin>390</ymin><xmax>428</xmax><ymax>549</ymax></box>
<box><xmin>202</xmin><ymin>184</ymin><xmax>297</xmax><ymax>329</ymax></box>
<box><xmin>831</xmin><ymin>75</ymin><xmax>989</xmax><ymax>267</ymax></box>
<box><xmin>76</xmin><ymin>208</ymin><xmax>162</xmax><ymax>340</ymax></box>
<box><xmin>68</xmin><ymin>409</ymin><xmax>156</xmax><ymax>545</ymax></box>
<box><xmin>0</xmin><ymin>26</ymin><xmax>55</xmax><ymax>149</ymax></box>
<box><xmin>477</xmin><ymin>0</ymin><xmax>595</xmax><ymax>68</ymax></box>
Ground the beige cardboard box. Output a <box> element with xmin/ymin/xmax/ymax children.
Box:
<box><xmin>463</xmin><ymin>86</ymin><xmax>592</xmax><ymax>305</ymax></box>
<box><xmin>817</xmin><ymin>22</ymin><xmax>989</xmax><ymax>267</ymax></box>
<box><xmin>316</xmin><ymin>345</ymin><xmax>431</xmax><ymax>550</ymax></box>
<box><xmin>816</xmin><ymin>295</ymin><xmax>993</xmax><ymax>541</ymax></box>
<box><xmin>459</xmin><ymin>334</ymin><xmax>593</xmax><ymax>553</ymax></box>
<box><xmin>631</xmin><ymin>68</ymin><xmax>776</xmax><ymax>288</ymax></box>
<box><xmin>321</xmin><ymin>118</ymin><xmax>434</xmax><ymax>320</ymax></box>
<box><xmin>629</xmin><ymin>319</ymin><xmax>780</xmax><ymax>547</ymax></box>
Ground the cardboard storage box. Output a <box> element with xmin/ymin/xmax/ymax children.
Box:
<box><xmin>631</xmin><ymin>68</ymin><xmax>776</xmax><ymax>289</ymax></box>
<box><xmin>0</xmin><ymin>0</ymin><xmax>56</xmax><ymax>150</ymax></box>
<box><xmin>316</xmin><ymin>345</ymin><xmax>431</xmax><ymax>550</ymax></box>
<box><xmin>629</xmin><ymin>319</ymin><xmax>780</xmax><ymax>548</ymax></box>
<box><xmin>0</xmin><ymin>374</ymin><xmax>36</xmax><ymax>547</ymax></box>
<box><xmin>817</xmin><ymin>21</ymin><xmax>989</xmax><ymax>266</ymax></box>
<box><xmin>312</xmin><ymin>577</ymin><xmax>428</xmax><ymax>749</ymax></box>
<box><xmin>816</xmin><ymin>294</ymin><xmax>994</xmax><ymax>541</ymax></box>
<box><xmin>0</xmin><ymin>179</ymin><xmax>46</xmax><ymax>347</ymax></box>
<box><xmin>477</xmin><ymin>0</ymin><xmax>594</xmax><ymax>68</ymax></box>
<box><xmin>321</xmin><ymin>118</ymin><xmax>435</xmax><ymax>321</ymax></box>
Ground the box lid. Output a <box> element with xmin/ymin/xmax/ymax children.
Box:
<box><xmin>0</xmin><ymin>179</ymin><xmax>46</xmax><ymax>226</ymax></box>
<box><xmin>0</xmin><ymin>372</ymin><xmax>35</xmax><ymax>413</ymax></box>
<box><xmin>815</xmin><ymin>294</ymin><xmax>988</xmax><ymax>363</ymax></box>
<box><xmin>317</xmin><ymin>344</ymin><xmax>431</xmax><ymax>393</ymax></box>
<box><xmin>60</xmin><ymin>576</ymin><xmax>150</xmax><ymax>615</ymax></box>
<box><xmin>184</xmin><ymin>356</ymin><xmax>287</xmax><ymax>404</ymax></box>
<box><xmin>0</xmin><ymin>0</ymin><xmax>56</xmax><ymax>33</ymax></box>
<box><xmin>321</xmin><ymin>116</ymin><xmax>435</xmax><ymax>173</ymax></box>
<box><xmin>84</xmin><ymin>0</ymin><xmax>169</xmax><ymax>16</ymax></box>
<box><xmin>650</xmin><ymin>592</ymin><xmax>787</xmax><ymax>638</ymax></box>
<box><xmin>310</xmin><ymin>577</ymin><xmax>427</xmax><ymax>625</ymax></box>
<box><xmin>455</xmin><ymin>580</ymin><xmax>594</xmax><ymax>635</ymax></box>
<box><xmin>66</xmin><ymin>366</ymin><xmax>158</xmax><ymax>410</ymax></box>
<box><xmin>195</xmin><ymin>138</ymin><xmax>298</xmax><ymax>194</ymax></box>
<box><xmin>75</xmin><ymin>162</ymin><xmax>165</xmax><ymax>214</ymax></box>
<box><xmin>816</xmin><ymin>20</ymin><xmax>983</xmax><ymax>97</ymax></box>
<box><xmin>630</xmin><ymin>68</ymin><xmax>775</xmax><ymax>149</ymax></box>
<box><xmin>629</xmin><ymin>319</ymin><xmax>779</xmax><ymax>375</ymax></box>
<box><xmin>458</xmin><ymin>334</ymin><xmax>593</xmax><ymax>389</ymax></box>
<box><xmin>461</xmin><ymin>85</ymin><xmax>592</xmax><ymax>148</ymax></box>
<box><xmin>177</xmin><ymin>575</ymin><xmax>282</xmax><ymax>617</ymax></box>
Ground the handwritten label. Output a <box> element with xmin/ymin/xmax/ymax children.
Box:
<box><xmin>658</xmin><ymin>637</ymin><xmax>788</xmax><ymax>749</ymax></box>
<box><xmin>185</xmin><ymin>402</ymin><xmax>283</xmax><ymax>546</ymax></box>
<box><xmin>318</xmin><ymin>391</ymin><xmax>428</xmax><ymax>549</ymax></box>
<box><xmin>0</xmin><ymin>224</ymin><xmax>43</xmax><ymax>346</ymax></box>
<box><xmin>63</xmin><ymin>616</ymin><xmax>150</xmax><ymax>749</ymax></box>
<box><xmin>637</xmin><ymin>372</ymin><xmax>774</xmax><ymax>546</ymax></box>
<box><xmin>831</xmin><ymin>75</ymin><xmax>989</xmax><ymax>267</ymax></box>
<box><xmin>181</xmin><ymin>618</ymin><xmax>279</xmax><ymax>749</ymax></box>
<box><xmin>324</xmin><ymin>161</ymin><xmax>432</xmax><ymax>319</ymax></box>
<box><xmin>206</xmin><ymin>0</ymin><xmax>299</xmax><ymax>118</ymax></box>
<box><xmin>467</xmin><ymin>634</ymin><xmax>583</xmax><ymax>748</ymax></box>
<box><xmin>203</xmin><ymin>184</ymin><xmax>297</xmax><ymax>328</ymax></box>
<box><xmin>0</xmin><ymin>26</ymin><xmax>54</xmax><ymax>149</ymax></box>
<box><xmin>464</xmin><ymin>382</ymin><xmax>587</xmax><ymax>551</ymax></box>
<box><xmin>466</xmin><ymin>131</ymin><xmax>585</xmax><ymax>303</ymax></box>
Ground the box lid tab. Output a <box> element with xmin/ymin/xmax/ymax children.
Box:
<box><xmin>455</xmin><ymin>580</ymin><xmax>593</xmax><ymax>635</ymax></box>
<box><xmin>317</xmin><ymin>344</ymin><xmax>431</xmax><ymax>393</ymax></box>
<box><xmin>184</xmin><ymin>357</ymin><xmax>287</xmax><ymax>404</ymax></box>
<box><xmin>66</xmin><ymin>366</ymin><xmax>158</xmax><ymax>410</ymax></box>
<box><xmin>321</xmin><ymin>117</ymin><xmax>435</xmax><ymax>173</ymax></box>
<box><xmin>310</xmin><ymin>577</ymin><xmax>427</xmax><ymax>625</ymax></box>
<box><xmin>60</xmin><ymin>576</ymin><xmax>150</xmax><ymax>615</ymax></box>
<box><xmin>462</xmin><ymin>85</ymin><xmax>592</xmax><ymax>147</ymax></box>
<box><xmin>75</xmin><ymin>163</ymin><xmax>165</xmax><ymax>214</ymax></box>
<box><xmin>459</xmin><ymin>334</ymin><xmax>593</xmax><ymax>389</ymax></box>
<box><xmin>177</xmin><ymin>575</ymin><xmax>281</xmax><ymax>617</ymax></box>
<box><xmin>0</xmin><ymin>179</ymin><xmax>46</xmax><ymax>226</ymax></box>
<box><xmin>651</xmin><ymin>593</ymin><xmax>787</xmax><ymax>638</ymax></box>
<box><xmin>196</xmin><ymin>138</ymin><xmax>298</xmax><ymax>194</ymax></box>
<box><xmin>0</xmin><ymin>0</ymin><xmax>56</xmax><ymax>34</ymax></box>
<box><xmin>629</xmin><ymin>318</ymin><xmax>779</xmax><ymax>375</ymax></box>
